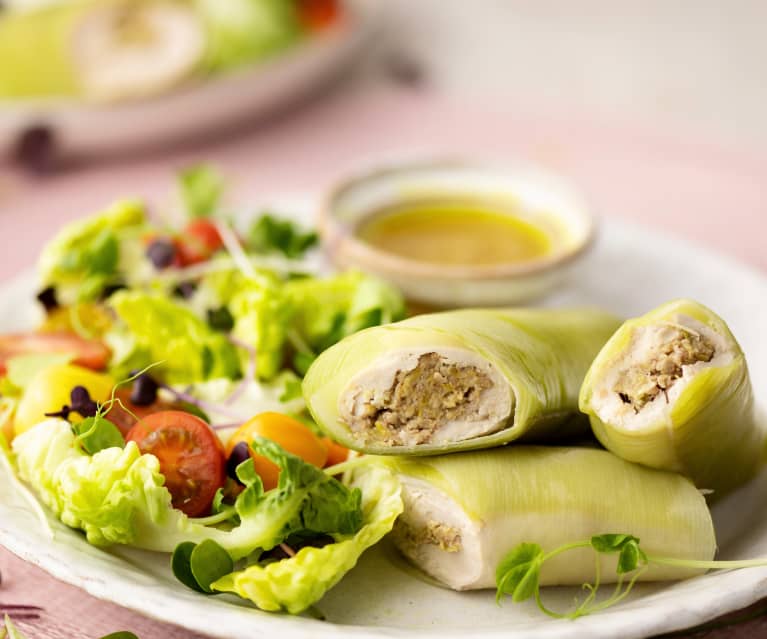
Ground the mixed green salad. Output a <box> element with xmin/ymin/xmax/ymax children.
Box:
<box><xmin>0</xmin><ymin>166</ymin><xmax>405</xmax><ymax>614</ymax></box>
<box><xmin>0</xmin><ymin>0</ymin><xmax>342</xmax><ymax>103</ymax></box>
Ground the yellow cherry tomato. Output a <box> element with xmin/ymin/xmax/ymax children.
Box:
<box><xmin>14</xmin><ymin>364</ymin><xmax>115</xmax><ymax>435</ymax></box>
<box><xmin>1</xmin><ymin>399</ymin><xmax>15</xmax><ymax>443</ymax></box>
<box><xmin>226</xmin><ymin>412</ymin><xmax>328</xmax><ymax>491</ymax></box>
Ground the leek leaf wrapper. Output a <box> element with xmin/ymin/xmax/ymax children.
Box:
<box><xmin>303</xmin><ymin>308</ymin><xmax>621</xmax><ymax>455</ymax></box>
<box><xmin>10</xmin><ymin>420</ymin><xmax>364</xmax><ymax>560</ymax></box>
<box><xmin>388</xmin><ymin>446</ymin><xmax>716</xmax><ymax>590</ymax></box>
<box><xmin>579</xmin><ymin>299</ymin><xmax>764</xmax><ymax>497</ymax></box>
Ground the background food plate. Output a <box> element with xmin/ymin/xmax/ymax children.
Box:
<box><xmin>1</xmin><ymin>207</ymin><xmax>767</xmax><ymax>639</ymax></box>
<box><xmin>0</xmin><ymin>0</ymin><xmax>377</xmax><ymax>158</ymax></box>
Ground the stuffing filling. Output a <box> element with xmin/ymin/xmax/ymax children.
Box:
<box><xmin>398</xmin><ymin>520</ymin><xmax>463</xmax><ymax>553</ymax></box>
<box><xmin>613</xmin><ymin>325</ymin><xmax>716</xmax><ymax>412</ymax></box>
<box><xmin>342</xmin><ymin>352</ymin><xmax>494</xmax><ymax>446</ymax></box>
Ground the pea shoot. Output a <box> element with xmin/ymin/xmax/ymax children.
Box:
<box><xmin>496</xmin><ymin>533</ymin><xmax>767</xmax><ymax>619</ymax></box>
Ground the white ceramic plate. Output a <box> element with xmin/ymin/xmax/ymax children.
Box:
<box><xmin>2</xmin><ymin>212</ymin><xmax>767</xmax><ymax>639</ymax></box>
<box><xmin>0</xmin><ymin>0</ymin><xmax>377</xmax><ymax>158</ymax></box>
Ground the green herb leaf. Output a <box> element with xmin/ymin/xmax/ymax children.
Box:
<box><xmin>591</xmin><ymin>533</ymin><xmax>637</xmax><ymax>553</ymax></box>
<box><xmin>207</xmin><ymin>306</ymin><xmax>234</xmax><ymax>332</ymax></box>
<box><xmin>72</xmin><ymin>416</ymin><xmax>125</xmax><ymax>455</ymax></box>
<box><xmin>178</xmin><ymin>165</ymin><xmax>225</xmax><ymax>218</ymax></box>
<box><xmin>172</xmin><ymin>539</ymin><xmax>235</xmax><ymax>594</ymax></box>
<box><xmin>190</xmin><ymin>539</ymin><xmax>235</xmax><ymax>593</ymax></box>
<box><xmin>495</xmin><ymin>542</ymin><xmax>544</xmax><ymax>603</ymax></box>
<box><xmin>590</xmin><ymin>534</ymin><xmax>647</xmax><ymax>574</ymax></box>
<box><xmin>247</xmin><ymin>214</ymin><xmax>318</xmax><ymax>258</ymax></box>
<box><xmin>171</xmin><ymin>542</ymin><xmax>203</xmax><ymax>592</ymax></box>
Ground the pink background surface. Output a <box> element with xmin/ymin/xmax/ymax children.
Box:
<box><xmin>1</xmin><ymin>85</ymin><xmax>766</xmax><ymax>638</ymax></box>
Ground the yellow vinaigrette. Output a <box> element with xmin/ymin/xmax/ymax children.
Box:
<box><xmin>356</xmin><ymin>201</ymin><xmax>553</xmax><ymax>266</ymax></box>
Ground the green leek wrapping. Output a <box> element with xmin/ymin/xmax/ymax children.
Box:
<box><xmin>579</xmin><ymin>299</ymin><xmax>764</xmax><ymax>497</ymax></box>
<box><xmin>389</xmin><ymin>446</ymin><xmax>716</xmax><ymax>590</ymax></box>
<box><xmin>303</xmin><ymin>308</ymin><xmax>621</xmax><ymax>455</ymax></box>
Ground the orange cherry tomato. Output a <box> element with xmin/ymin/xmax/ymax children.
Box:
<box><xmin>0</xmin><ymin>332</ymin><xmax>110</xmax><ymax>375</ymax></box>
<box><xmin>126</xmin><ymin>411</ymin><xmax>226</xmax><ymax>517</ymax></box>
<box><xmin>226</xmin><ymin>412</ymin><xmax>328</xmax><ymax>491</ymax></box>
<box><xmin>321</xmin><ymin>437</ymin><xmax>350</xmax><ymax>467</ymax></box>
<box><xmin>176</xmin><ymin>219</ymin><xmax>224</xmax><ymax>266</ymax></box>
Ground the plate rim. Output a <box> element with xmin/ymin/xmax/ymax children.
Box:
<box><xmin>2</xmin><ymin>215</ymin><xmax>767</xmax><ymax>639</ymax></box>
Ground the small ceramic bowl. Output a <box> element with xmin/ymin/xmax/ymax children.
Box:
<box><xmin>318</xmin><ymin>160</ymin><xmax>596</xmax><ymax>307</ymax></box>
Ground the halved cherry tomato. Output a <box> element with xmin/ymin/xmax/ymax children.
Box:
<box><xmin>0</xmin><ymin>332</ymin><xmax>110</xmax><ymax>375</ymax></box>
<box><xmin>175</xmin><ymin>220</ymin><xmax>224</xmax><ymax>266</ymax></box>
<box><xmin>105</xmin><ymin>388</ymin><xmax>179</xmax><ymax>437</ymax></box>
<box><xmin>321</xmin><ymin>437</ymin><xmax>350</xmax><ymax>467</ymax></box>
<box><xmin>226</xmin><ymin>412</ymin><xmax>328</xmax><ymax>491</ymax></box>
<box><xmin>297</xmin><ymin>0</ymin><xmax>341</xmax><ymax>30</ymax></box>
<box><xmin>126</xmin><ymin>411</ymin><xmax>226</xmax><ymax>517</ymax></box>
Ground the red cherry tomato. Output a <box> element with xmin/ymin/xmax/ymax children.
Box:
<box><xmin>176</xmin><ymin>220</ymin><xmax>224</xmax><ymax>266</ymax></box>
<box><xmin>105</xmin><ymin>388</ymin><xmax>180</xmax><ymax>437</ymax></box>
<box><xmin>126</xmin><ymin>411</ymin><xmax>226</xmax><ymax>516</ymax></box>
<box><xmin>0</xmin><ymin>332</ymin><xmax>110</xmax><ymax>375</ymax></box>
<box><xmin>297</xmin><ymin>0</ymin><xmax>341</xmax><ymax>30</ymax></box>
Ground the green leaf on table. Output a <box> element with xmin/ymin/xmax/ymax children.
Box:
<box><xmin>495</xmin><ymin>542</ymin><xmax>544</xmax><ymax>603</ymax></box>
<box><xmin>99</xmin><ymin>633</ymin><xmax>140</xmax><ymax>639</ymax></box>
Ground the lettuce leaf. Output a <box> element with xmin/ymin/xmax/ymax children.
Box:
<box><xmin>196</xmin><ymin>268</ymin><xmax>405</xmax><ymax>380</ymax></box>
<box><xmin>107</xmin><ymin>290</ymin><xmax>240</xmax><ymax>383</ymax></box>
<box><xmin>227</xmin><ymin>276</ymin><xmax>292</xmax><ymax>380</ymax></box>
<box><xmin>11</xmin><ymin>421</ymin><xmax>364</xmax><ymax>559</ymax></box>
<box><xmin>285</xmin><ymin>270</ymin><xmax>406</xmax><ymax>352</ymax></box>
<box><xmin>212</xmin><ymin>463</ymin><xmax>403</xmax><ymax>613</ymax></box>
<box><xmin>38</xmin><ymin>200</ymin><xmax>147</xmax><ymax>303</ymax></box>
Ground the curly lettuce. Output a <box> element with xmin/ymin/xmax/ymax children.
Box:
<box><xmin>195</xmin><ymin>268</ymin><xmax>406</xmax><ymax>380</ymax></box>
<box><xmin>106</xmin><ymin>290</ymin><xmax>240</xmax><ymax>383</ymax></box>
<box><xmin>211</xmin><ymin>463</ymin><xmax>403</xmax><ymax>613</ymax></box>
<box><xmin>38</xmin><ymin>199</ymin><xmax>148</xmax><ymax>303</ymax></box>
<box><xmin>11</xmin><ymin>421</ymin><xmax>365</xmax><ymax>559</ymax></box>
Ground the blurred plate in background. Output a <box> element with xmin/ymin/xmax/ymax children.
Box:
<box><xmin>0</xmin><ymin>0</ymin><xmax>377</xmax><ymax>159</ymax></box>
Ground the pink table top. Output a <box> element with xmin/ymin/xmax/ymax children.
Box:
<box><xmin>1</xmin><ymin>84</ymin><xmax>766</xmax><ymax>638</ymax></box>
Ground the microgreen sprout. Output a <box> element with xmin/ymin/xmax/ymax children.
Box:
<box><xmin>496</xmin><ymin>533</ymin><xmax>767</xmax><ymax>619</ymax></box>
